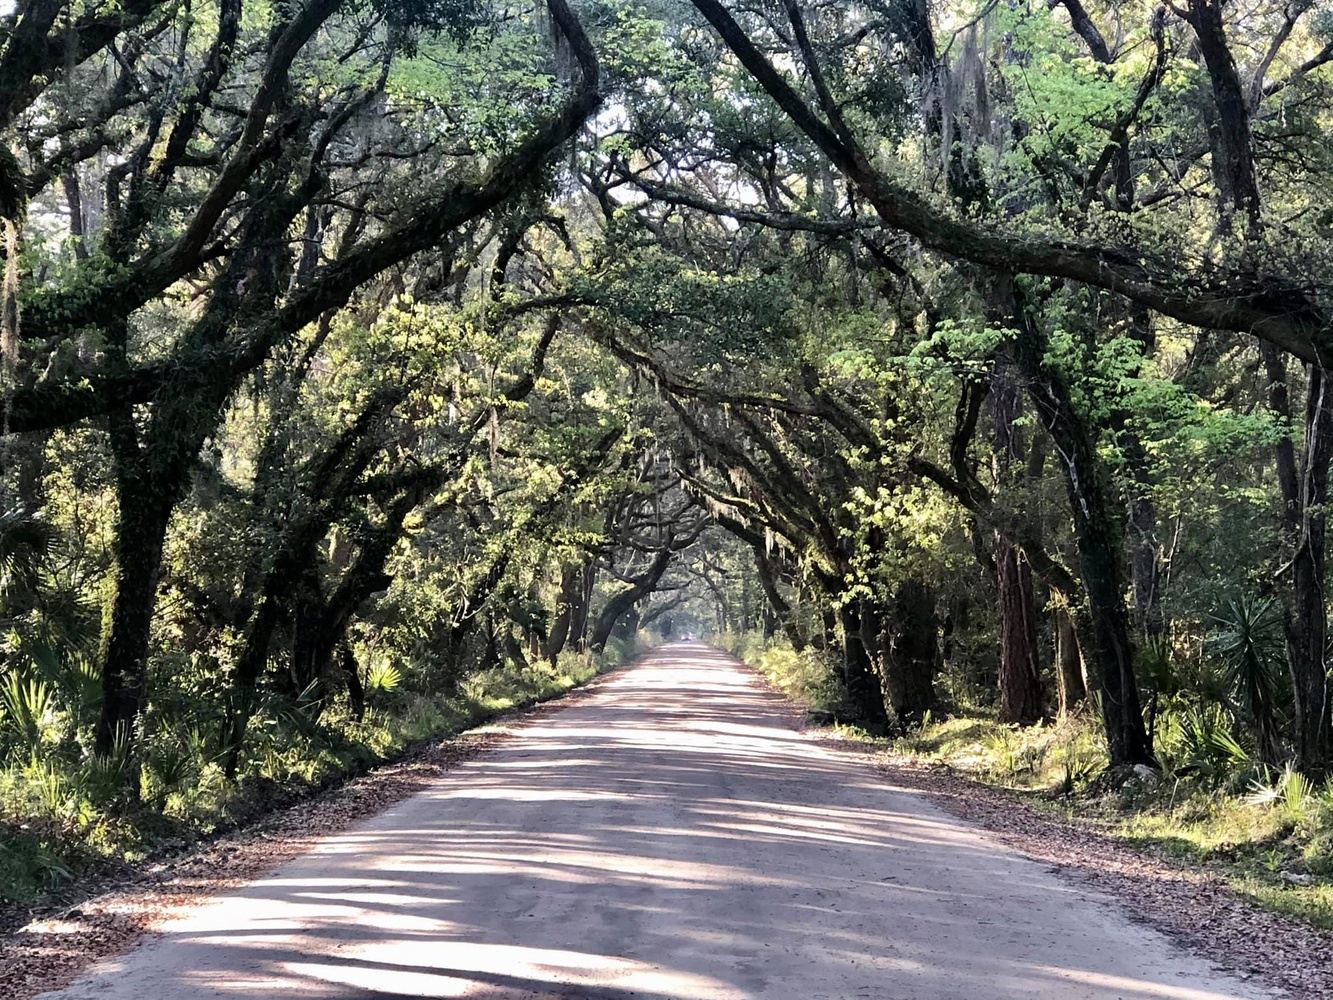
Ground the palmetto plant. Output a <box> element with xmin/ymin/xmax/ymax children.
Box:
<box><xmin>1168</xmin><ymin>704</ymin><xmax>1253</xmax><ymax>784</ymax></box>
<box><xmin>59</xmin><ymin>654</ymin><xmax>102</xmax><ymax>727</ymax></box>
<box><xmin>1248</xmin><ymin>764</ymin><xmax>1314</xmax><ymax>822</ymax></box>
<box><xmin>26</xmin><ymin>581</ymin><xmax>102</xmax><ymax>711</ymax></box>
<box><xmin>1210</xmin><ymin>596</ymin><xmax>1286</xmax><ymax>766</ymax></box>
<box><xmin>0</xmin><ymin>672</ymin><xmax>56</xmax><ymax>755</ymax></box>
<box><xmin>30</xmin><ymin>758</ymin><xmax>71</xmax><ymax>818</ymax></box>
<box><xmin>145</xmin><ymin>736</ymin><xmax>200</xmax><ymax>812</ymax></box>
<box><xmin>81</xmin><ymin>723</ymin><xmax>135</xmax><ymax>804</ymax></box>
<box><xmin>0</xmin><ymin>507</ymin><xmax>55</xmax><ymax>614</ymax></box>
<box><xmin>0</xmin><ymin>507</ymin><xmax>98</xmax><ymax>753</ymax></box>
<box><xmin>366</xmin><ymin>660</ymin><xmax>402</xmax><ymax>698</ymax></box>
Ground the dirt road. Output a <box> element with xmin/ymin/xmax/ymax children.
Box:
<box><xmin>42</xmin><ymin>643</ymin><xmax>1267</xmax><ymax>999</ymax></box>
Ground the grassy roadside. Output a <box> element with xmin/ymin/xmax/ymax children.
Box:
<box><xmin>723</xmin><ymin>632</ymin><xmax>1333</xmax><ymax>931</ymax></box>
<box><xmin>1</xmin><ymin>642</ymin><xmax>633</xmax><ymax>911</ymax></box>
<box><xmin>896</xmin><ymin>713</ymin><xmax>1333</xmax><ymax>928</ymax></box>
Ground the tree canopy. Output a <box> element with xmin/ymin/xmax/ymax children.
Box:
<box><xmin>2</xmin><ymin>0</ymin><xmax>1333</xmax><ymax>900</ymax></box>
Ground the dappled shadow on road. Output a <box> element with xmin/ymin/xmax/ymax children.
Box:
<box><xmin>49</xmin><ymin>643</ymin><xmax>1259</xmax><ymax>1000</ymax></box>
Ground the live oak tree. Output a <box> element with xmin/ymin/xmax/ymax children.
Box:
<box><xmin>588</xmin><ymin>0</ymin><xmax>1333</xmax><ymax>770</ymax></box>
<box><xmin>3</xmin><ymin>0</ymin><xmax>602</xmax><ymax>761</ymax></box>
<box><xmin>2</xmin><ymin>0</ymin><xmax>1333</xmax><ymax>854</ymax></box>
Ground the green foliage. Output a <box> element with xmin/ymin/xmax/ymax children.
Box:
<box><xmin>1209</xmin><ymin>596</ymin><xmax>1287</xmax><ymax>762</ymax></box>
<box><xmin>895</xmin><ymin>697</ymin><xmax>1333</xmax><ymax>928</ymax></box>
<box><xmin>0</xmin><ymin>673</ymin><xmax>56</xmax><ymax>755</ymax></box>
<box><xmin>0</xmin><ymin>507</ymin><xmax>55</xmax><ymax>607</ymax></box>
<box><xmin>372</xmin><ymin>0</ymin><xmax>482</xmax><ymax>41</ymax></box>
<box><xmin>143</xmin><ymin>735</ymin><xmax>202</xmax><ymax>811</ymax></box>
<box><xmin>5</xmin><ymin>0</ymin><xmax>1333</xmax><ymax>938</ymax></box>
<box><xmin>0</xmin><ymin>645</ymin><xmax>622</xmax><ymax>904</ymax></box>
<box><xmin>721</xmin><ymin>632</ymin><xmax>850</xmax><ymax>720</ymax></box>
<box><xmin>1154</xmin><ymin>704</ymin><xmax>1255</xmax><ymax>788</ymax></box>
<box><xmin>366</xmin><ymin>660</ymin><xmax>403</xmax><ymax>697</ymax></box>
<box><xmin>1247</xmin><ymin>765</ymin><xmax>1315</xmax><ymax>823</ymax></box>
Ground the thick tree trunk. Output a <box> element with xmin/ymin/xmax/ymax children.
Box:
<box><xmin>96</xmin><ymin>380</ymin><xmax>210</xmax><ymax>764</ymax></box>
<box><xmin>100</xmin><ymin>177</ymin><xmax>306</xmax><ymax>771</ymax></box>
<box><xmin>1186</xmin><ymin>0</ymin><xmax>1261</xmax><ymax>225</ymax></box>
<box><xmin>839</xmin><ymin>602</ymin><xmax>890</xmax><ymax>733</ymax></box>
<box><xmin>335</xmin><ymin>641</ymin><xmax>365</xmax><ymax>722</ymax></box>
<box><xmin>612</xmin><ymin>607</ymin><xmax>641</xmax><ymax>643</ymax></box>
<box><xmin>589</xmin><ymin>549</ymin><xmax>671</xmax><ymax>652</ymax></box>
<box><xmin>94</xmin><ymin>474</ymin><xmax>175</xmax><ymax>757</ymax></box>
<box><xmin>1067</xmin><ymin>502</ymin><xmax>1150</xmax><ymax>765</ymax></box>
<box><xmin>501</xmin><ymin>625</ymin><xmax>529</xmax><ymax>670</ymax></box>
<box><xmin>544</xmin><ymin>564</ymin><xmax>581</xmax><ymax>663</ymax></box>
<box><xmin>883</xmin><ymin>579</ymin><xmax>938</xmax><ymax>727</ymax></box>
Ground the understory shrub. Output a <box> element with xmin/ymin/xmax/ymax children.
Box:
<box><xmin>720</xmin><ymin>633</ymin><xmax>849</xmax><ymax>718</ymax></box>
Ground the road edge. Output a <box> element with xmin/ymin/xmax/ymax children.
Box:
<box><xmin>0</xmin><ymin>656</ymin><xmax>637</xmax><ymax>1000</ymax></box>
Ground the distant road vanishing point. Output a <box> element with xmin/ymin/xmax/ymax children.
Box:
<box><xmin>44</xmin><ymin>643</ymin><xmax>1266</xmax><ymax>1000</ymax></box>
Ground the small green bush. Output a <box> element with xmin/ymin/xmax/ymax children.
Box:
<box><xmin>723</xmin><ymin>633</ymin><xmax>849</xmax><ymax>718</ymax></box>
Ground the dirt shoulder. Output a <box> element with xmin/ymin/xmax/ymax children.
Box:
<box><xmin>0</xmin><ymin>668</ymin><xmax>622</xmax><ymax>1000</ymax></box>
<box><xmin>857</xmin><ymin>746</ymin><xmax>1332</xmax><ymax>999</ymax></box>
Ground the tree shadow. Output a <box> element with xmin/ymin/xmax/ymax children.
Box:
<box><xmin>45</xmin><ymin>642</ymin><xmax>1261</xmax><ymax>1000</ymax></box>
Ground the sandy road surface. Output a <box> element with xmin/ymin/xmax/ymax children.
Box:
<box><xmin>42</xmin><ymin>643</ymin><xmax>1267</xmax><ymax>1000</ymax></box>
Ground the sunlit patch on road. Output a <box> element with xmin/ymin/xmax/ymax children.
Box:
<box><xmin>41</xmin><ymin>644</ymin><xmax>1266</xmax><ymax>1000</ymax></box>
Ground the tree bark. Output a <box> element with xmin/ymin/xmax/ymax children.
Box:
<box><xmin>840</xmin><ymin>601</ymin><xmax>890</xmax><ymax>733</ymax></box>
<box><xmin>501</xmin><ymin>625</ymin><xmax>529</xmax><ymax>670</ymax></box>
<box><xmin>1008</xmin><ymin>282</ymin><xmax>1151</xmax><ymax>765</ymax></box>
<box><xmin>1261</xmin><ymin>346</ymin><xmax>1333</xmax><ymax>772</ymax></box>
<box><xmin>589</xmin><ymin>548</ymin><xmax>672</xmax><ymax>652</ymax></box>
<box><xmin>94</xmin><ymin>464</ymin><xmax>176</xmax><ymax>758</ymax></box>
<box><xmin>570</xmin><ymin>562</ymin><xmax>596</xmax><ymax>652</ymax></box>
<box><xmin>544</xmin><ymin>564</ymin><xmax>581</xmax><ymax>663</ymax></box>
<box><xmin>1054</xmin><ymin>608</ymin><xmax>1087</xmax><ymax>715</ymax></box>
<box><xmin>1185</xmin><ymin>0</ymin><xmax>1261</xmax><ymax>225</ymax></box>
<box><xmin>990</xmin><ymin>350</ymin><xmax>1043</xmax><ymax>724</ymax></box>
<box><xmin>883</xmin><ymin>579</ymin><xmax>938</xmax><ymax>726</ymax></box>
<box><xmin>996</xmin><ymin>545</ymin><xmax>1042</xmax><ymax>724</ymax></box>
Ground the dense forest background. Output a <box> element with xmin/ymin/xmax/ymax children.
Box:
<box><xmin>1</xmin><ymin>0</ymin><xmax>1332</xmax><ymax>920</ymax></box>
